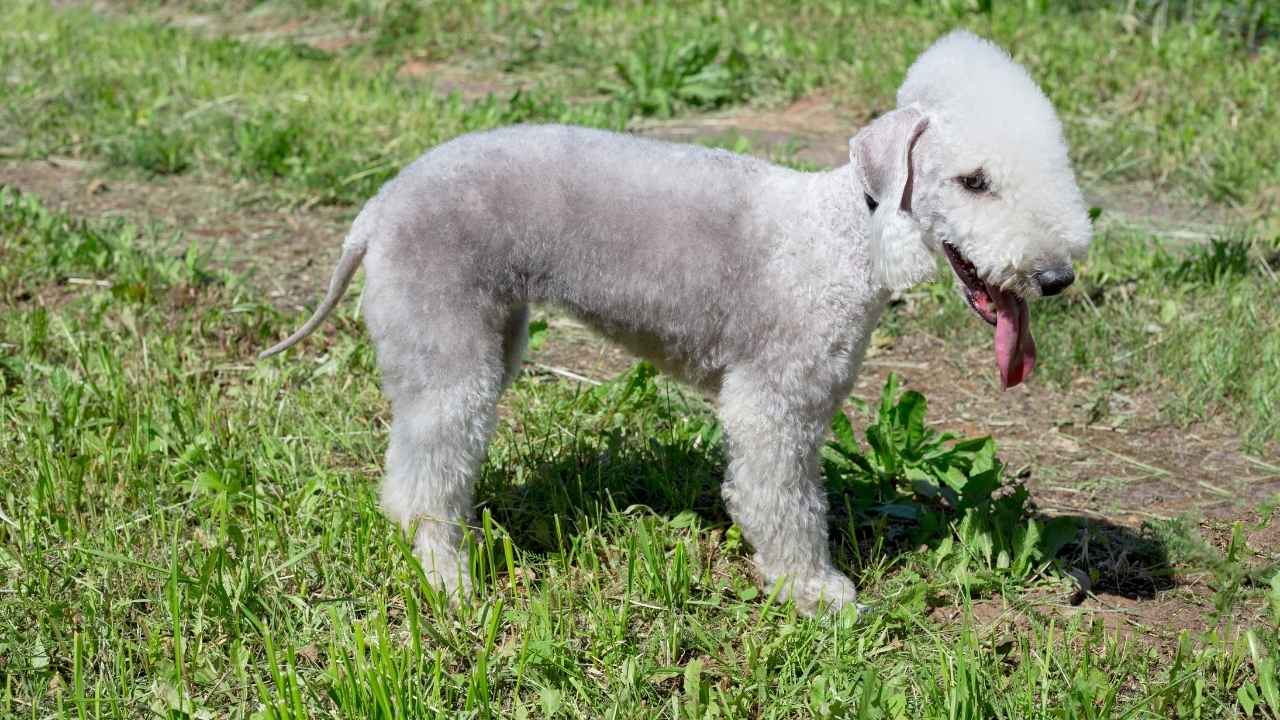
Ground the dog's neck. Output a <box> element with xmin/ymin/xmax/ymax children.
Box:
<box><xmin>805</xmin><ymin>164</ymin><xmax>871</xmax><ymax>243</ymax></box>
<box><xmin>802</xmin><ymin>164</ymin><xmax>884</xmax><ymax>285</ymax></box>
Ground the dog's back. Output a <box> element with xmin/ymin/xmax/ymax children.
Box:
<box><xmin>366</xmin><ymin>125</ymin><xmax>820</xmax><ymax>378</ymax></box>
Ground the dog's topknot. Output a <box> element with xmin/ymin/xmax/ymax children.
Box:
<box><xmin>898</xmin><ymin>30</ymin><xmax>1071</xmax><ymax>169</ymax></box>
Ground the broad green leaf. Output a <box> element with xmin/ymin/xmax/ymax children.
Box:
<box><xmin>895</xmin><ymin>390</ymin><xmax>928</xmax><ymax>457</ymax></box>
<box><xmin>526</xmin><ymin>318</ymin><xmax>548</xmax><ymax>351</ymax></box>
<box><xmin>959</xmin><ymin>469</ymin><xmax>1002</xmax><ymax>507</ymax></box>
<box><xmin>1012</xmin><ymin>519</ymin><xmax>1042</xmax><ymax>576</ymax></box>
<box><xmin>831</xmin><ymin>410</ymin><xmax>858</xmax><ymax>452</ymax></box>
<box><xmin>1038</xmin><ymin>516</ymin><xmax>1081</xmax><ymax>560</ymax></box>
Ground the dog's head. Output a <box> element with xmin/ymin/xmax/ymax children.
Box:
<box><xmin>851</xmin><ymin>30</ymin><xmax>1092</xmax><ymax>388</ymax></box>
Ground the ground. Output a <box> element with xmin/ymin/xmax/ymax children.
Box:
<box><xmin>3</xmin><ymin>2</ymin><xmax>1279</xmax><ymax>717</ymax></box>
<box><xmin>7</xmin><ymin>125</ymin><xmax>1274</xmax><ymax>646</ymax></box>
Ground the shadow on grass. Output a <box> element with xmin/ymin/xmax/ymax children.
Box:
<box><xmin>1056</xmin><ymin>515</ymin><xmax>1177</xmax><ymax>599</ymax></box>
<box><xmin>478</xmin><ymin>424</ymin><xmax>730</xmax><ymax>553</ymax></box>
<box><xmin>477</xmin><ymin>429</ymin><xmax>1175</xmax><ymax>602</ymax></box>
<box><xmin>826</xmin><ymin>504</ymin><xmax>1175</xmax><ymax>601</ymax></box>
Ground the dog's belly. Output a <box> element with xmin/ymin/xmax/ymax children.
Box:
<box><xmin>559</xmin><ymin>304</ymin><xmax>727</xmax><ymax>394</ymax></box>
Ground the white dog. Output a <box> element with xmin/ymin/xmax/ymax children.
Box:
<box><xmin>260</xmin><ymin>31</ymin><xmax>1091</xmax><ymax>614</ymax></box>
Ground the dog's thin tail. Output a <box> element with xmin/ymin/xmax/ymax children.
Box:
<box><xmin>258</xmin><ymin>238</ymin><xmax>368</xmax><ymax>360</ymax></box>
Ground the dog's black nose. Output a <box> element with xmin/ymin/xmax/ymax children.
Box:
<box><xmin>1036</xmin><ymin>268</ymin><xmax>1075</xmax><ymax>296</ymax></box>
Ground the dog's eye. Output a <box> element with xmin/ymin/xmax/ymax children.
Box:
<box><xmin>864</xmin><ymin>193</ymin><xmax>879</xmax><ymax>213</ymax></box>
<box><xmin>958</xmin><ymin>171</ymin><xmax>989</xmax><ymax>193</ymax></box>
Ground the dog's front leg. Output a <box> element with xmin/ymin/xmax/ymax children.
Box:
<box><xmin>717</xmin><ymin>367</ymin><xmax>858</xmax><ymax>616</ymax></box>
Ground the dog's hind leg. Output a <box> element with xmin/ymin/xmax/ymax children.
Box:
<box><xmin>717</xmin><ymin>366</ymin><xmax>859</xmax><ymax>616</ymax></box>
<box><xmin>370</xmin><ymin>303</ymin><xmax>510</xmax><ymax>601</ymax></box>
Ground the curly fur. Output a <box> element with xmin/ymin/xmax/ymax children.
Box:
<box><xmin>260</xmin><ymin>31</ymin><xmax>1091</xmax><ymax>615</ymax></box>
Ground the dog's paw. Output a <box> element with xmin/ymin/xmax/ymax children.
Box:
<box><xmin>414</xmin><ymin>527</ymin><xmax>472</xmax><ymax>604</ymax></box>
<box><xmin>421</xmin><ymin>563</ymin><xmax>473</xmax><ymax>606</ymax></box>
<box><xmin>774</xmin><ymin>571</ymin><xmax>860</xmax><ymax>617</ymax></box>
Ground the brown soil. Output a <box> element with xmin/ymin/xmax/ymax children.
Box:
<box><xmin>394</xmin><ymin>59</ymin><xmax>513</xmax><ymax>101</ymax></box>
<box><xmin>68</xmin><ymin>0</ymin><xmax>369</xmax><ymax>53</ymax></box>
<box><xmin>635</xmin><ymin>93</ymin><xmax>858</xmax><ymax>169</ymax></box>
<box><xmin>0</xmin><ymin>158</ymin><xmax>355</xmax><ymax>310</ymax></box>
<box><xmin>850</xmin><ymin>333</ymin><xmax>1280</xmax><ymax>525</ymax></box>
<box><xmin>948</xmin><ymin>585</ymin><xmax>1266</xmax><ymax>658</ymax></box>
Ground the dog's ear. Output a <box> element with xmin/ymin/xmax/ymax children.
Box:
<box><xmin>850</xmin><ymin>107</ymin><xmax>929</xmax><ymax>213</ymax></box>
<box><xmin>850</xmin><ymin>107</ymin><xmax>935</xmax><ymax>292</ymax></box>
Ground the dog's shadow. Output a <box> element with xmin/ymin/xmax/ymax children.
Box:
<box><xmin>477</xmin><ymin>427</ymin><xmax>1173</xmax><ymax>602</ymax></box>
<box><xmin>1042</xmin><ymin>512</ymin><xmax>1176</xmax><ymax>599</ymax></box>
<box><xmin>477</xmin><ymin>421</ymin><xmax>731</xmax><ymax>551</ymax></box>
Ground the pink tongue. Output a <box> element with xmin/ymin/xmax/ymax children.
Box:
<box><xmin>990</xmin><ymin>285</ymin><xmax>1036</xmax><ymax>389</ymax></box>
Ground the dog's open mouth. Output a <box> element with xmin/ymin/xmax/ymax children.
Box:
<box><xmin>943</xmin><ymin>242</ymin><xmax>1037</xmax><ymax>389</ymax></box>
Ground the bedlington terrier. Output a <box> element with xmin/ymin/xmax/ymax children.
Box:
<box><xmin>260</xmin><ymin>30</ymin><xmax>1091</xmax><ymax>615</ymax></box>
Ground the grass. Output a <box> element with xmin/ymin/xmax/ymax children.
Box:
<box><xmin>2</xmin><ymin>189</ymin><xmax>1279</xmax><ymax>717</ymax></box>
<box><xmin>4</xmin><ymin>2</ymin><xmax>1280</xmax><ymax>207</ymax></box>
<box><xmin>62</xmin><ymin>0</ymin><xmax>1280</xmax><ymax>207</ymax></box>
<box><xmin>3</xmin><ymin>1</ymin><xmax>1280</xmax><ymax>716</ymax></box>
<box><xmin>0</xmin><ymin>3</ymin><xmax>629</xmax><ymax>204</ymax></box>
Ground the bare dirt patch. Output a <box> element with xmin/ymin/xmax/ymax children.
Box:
<box><xmin>1085</xmin><ymin>178</ymin><xmax>1248</xmax><ymax>245</ymax></box>
<box><xmin>1</xmin><ymin>158</ymin><xmax>354</xmax><ymax>308</ymax></box>
<box><xmin>68</xmin><ymin>1</ymin><xmax>533</xmax><ymax>102</ymax></box>
<box><xmin>636</xmin><ymin>93</ymin><xmax>857</xmax><ymax>169</ymax></box>
<box><xmin>395</xmin><ymin>58</ymin><xmax>513</xmax><ymax>101</ymax></box>
<box><xmin>67</xmin><ymin>0</ymin><xmax>370</xmax><ymax>53</ymax></box>
<box><xmin>947</xmin><ymin>586</ymin><xmax>1266</xmax><ymax>658</ymax></box>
